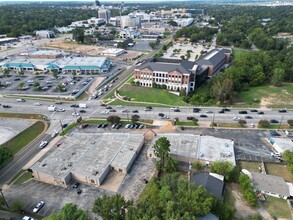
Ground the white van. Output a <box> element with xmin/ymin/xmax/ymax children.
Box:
<box><xmin>16</xmin><ymin>98</ymin><xmax>25</xmax><ymax>102</ymax></box>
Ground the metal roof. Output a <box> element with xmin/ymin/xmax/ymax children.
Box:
<box><xmin>3</xmin><ymin>63</ymin><xmax>35</xmax><ymax>68</ymax></box>
<box><xmin>196</xmin><ymin>48</ymin><xmax>231</xmax><ymax>67</ymax></box>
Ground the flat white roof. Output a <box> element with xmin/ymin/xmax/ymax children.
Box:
<box><xmin>52</xmin><ymin>56</ymin><xmax>107</xmax><ymax>67</ymax></box>
<box><xmin>0</xmin><ymin>38</ymin><xmax>17</xmax><ymax>43</ymax></box>
<box><xmin>203</xmin><ymin>50</ymin><xmax>218</xmax><ymax>60</ymax></box>
<box><xmin>102</xmin><ymin>48</ymin><xmax>125</xmax><ymax>54</ymax></box>
<box><xmin>32</xmin><ymin>133</ymin><xmax>144</xmax><ymax>180</ymax></box>
<box><xmin>273</xmin><ymin>138</ymin><xmax>293</xmax><ymax>152</ymax></box>
<box><xmin>29</xmin><ymin>50</ymin><xmax>62</xmax><ymax>56</ymax></box>
<box><xmin>149</xmin><ymin>134</ymin><xmax>236</xmax><ymax>165</ymax></box>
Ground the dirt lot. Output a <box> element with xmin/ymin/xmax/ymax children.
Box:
<box><xmin>45</xmin><ymin>40</ymin><xmax>144</xmax><ymax>61</ymax></box>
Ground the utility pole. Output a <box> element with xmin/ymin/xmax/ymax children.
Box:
<box><xmin>0</xmin><ymin>189</ymin><xmax>9</xmax><ymax>208</ymax></box>
<box><xmin>60</xmin><ymin>119</ymin><xmax>64</xmax><ymax>134</ymax></box>
<box><xmin>211</xmin><ymin>113</ymin><xmax>215</xmax><ymax>128</ymax></box>
<box><xmin>277</xmin><ymin>115</ymin><xmax>284</xmax><ymax>131</ymax></box>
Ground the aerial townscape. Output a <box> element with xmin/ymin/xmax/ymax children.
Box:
<box><xmin>0</xmin><ymin>0</ymin><xmax>293</xmax><ymax>219</ymax></box>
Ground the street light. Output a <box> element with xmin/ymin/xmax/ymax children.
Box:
<box><xmin>0</xmin><ymin>188</ymin><xmax>9</xmax><ymax>208</ymax></box>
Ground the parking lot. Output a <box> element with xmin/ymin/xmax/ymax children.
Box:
<box><xmin>180</xmin><ymin>127</ymin><xmax>280</xmax><ymax>163</ymax></box>
<box><xmin>5</xmin><ymin>179</ymin><xmax>114</xmax><ymax>219</ymax></box>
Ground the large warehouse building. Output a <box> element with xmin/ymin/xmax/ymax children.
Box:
<box><xmin>147</xmin><ymin>134</ymin><xmax>236</xmax><ymax>165</ymax></box>
<box><xmin>31</xmin><ymin>133</ymin><xmax>144</xmax><ymax>187</ymax></box>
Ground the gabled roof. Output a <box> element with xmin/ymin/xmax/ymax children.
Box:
<box><xmin>250</xmin><ymin>172</ymin><xmax>290</xmax><ymax>197</ymax></box>
<box><xmin>191</xmin><ymin>173</ymin><xmax>224</xmax><ymax>200</ymax></box>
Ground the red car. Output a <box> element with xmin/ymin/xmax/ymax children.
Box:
<box><xmin>56</xmin><ymin>142</ymin><xmax>62</xmax><ymax>147</ymax></box>
<box><xmin>100</xmin><ymin>103</ymin><xmax>107</xmax><ymax>107</ymax></box>
<box><xmin>81</xmin><ymin>123</ymin><xmax>89</xmax><ymax>129</ymax></box>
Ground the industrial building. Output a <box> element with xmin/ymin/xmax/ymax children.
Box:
<box><xmin>0</xmin><ymin>37</ymin><xmax>18</xmax><ymax>46</ymax></box>
<box><xmin>120</xmin><ymin>16</ymin><xmax>141</xmax><ymax>29</ymax></box>
<box><xmin>147</xmin><ymin>134</ymin><xmax>236</xmax><ymax>165</ymax></box>
<box><xmin>28</xmin><ymin>50</ymin><xmax>63</xmax><ymax>59</ymax></box>
<box><xmin>101</xmin><ymin>48</ymin><xmax>126</xmax><ymax>57</ymax></box>
<box><xmin>31</xmin><ymin>133</ymin><xmax>144</xmax><ymax>187</ymax></box>
<box><xmin>35</xmin><ymin>30</ymin><xmax>55</xmax><ymax>38</ymax></box>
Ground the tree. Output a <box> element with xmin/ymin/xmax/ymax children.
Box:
<box><xmin>107</xmin><ymin>115</ymin><xmax>121</xmax><ymax>124</ymax></box>
<box><xmin>52</xmin><ymin>69</ymin><xmax>58</xmax><ymax>79</ymax></box>
<box><xmin>211</xmin><ymin>161</ymin><xmax>238</xmax><ymax>182</ymax></box>
<box><xmin>167</xmin><ymin>20</ymin><xmax>178</xmax><ymax>26</ymax></box>
<box><xmin>18</xmin><ymin>70</ymin><xmax>25</xmax><ymax>77</ymax></box>
<box><xmin>271</xmin><ymin>68</ymin><xmax>285</xmax><ymax>86</ymax></box>
<box><xmin>258</xmin><ymin>120</ymin><xmax>270</xmax><ymax>127</ymax></box>
<box><xmin>33</xmin><ymin>82</ymin><xmax>40</xmax><ymax>90</ymax></box>
<box><xmin>149</xmin><ymin>42</ymin><xmax>156</xmax><ymax>49</ymax></box>
<box><xmin>0</xmin><ymin>147</ymin><xmax>12</xmax><ymax>164</ymax></box>
<box><xmin>56</xmin><ymin>83</ymin><xmax>65</xmax><ymax>92</ymax></box>
<box><xmin>212</xmin><ymin>76</ymin><xmax>236</xmax><ymax>104</ymax></box>
<box><xmin>3</xmin><ymin>69</ymin><xmax>10</xmax><ymax>77</ymax></box>
<box><xmin>287</xmin><ymin>120</ymin><xmax>293</xmax><ymax>127</ymax></box>
<box><xmin>117</xmin><ymin>41</ymin><xmax>128</xmax><ymax>49</ymax></box>
<box><xmin>92</xmin><ymin>194</ymin><xmax>133</xmax><ymax>220</ymax></box>
<box><xmin>239</xmin><ymin>174</ymin><xmax>257</xmax><ymax>207</ymax></box>
<box><xmin>43</xmin><ymin>203</ymin><xmax>89</xmax><ymax>220</ymax></box>
<box><xmin>17</xmin><ymin>82</ymin><xmax>25</xmax><ymax>90</ymax></box>
<box><xmin>11</xmin><ymin>199</ymin><xmax>24</xmax><ymax>212</ymax></box>
<box><xmin>72</xmin><ymin>70</ymin><xmax>77</xmax><ymax>78</ymax></box>
<box><xmin>192</xmin><ymin>161</ymin><xmax>204</xmax><ymax>173</ymax></box>
<box><xmin>131</xmin><ymin>115</ymin><xmax>139</xmax><ymax>123</ymax></box>
<box><xmin>72</xmin><ymin>28</ymin><xmax>85</xmax><ymax>43</ymax></box>
<box><xmin>153</xmin><ymin>137</ymin><xmax>177</xmax><ymax>172</ymax></box>
<box><xmin>153</xmin><ymin>137</ymin><xmax>171</xmax><ymax>170</ymax></box>
<box><xmin>238</xmin><ymin>120</ymin><xmax>247</xmax><ymax>126</ymax></box>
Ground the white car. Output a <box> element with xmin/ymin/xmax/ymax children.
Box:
<box><xmin>34</xmin><ymin>103</ymin><xmax>42</xmax><ymax>106</ymax></box>
<box><xmin>72</xmin><ymin>112</ymin><xmax>80</xmax><ymax>116</ymax></box>
<box><xmin>51</xmin><ymin>132</ymin><xmax>59</xmax><ymax>138</ymax></box>
<box><xmin>116</xmin><ymin>105</ymin><xmax>124</xmax><ymax>108</ymax></box>
<box><xmin>100</xmin><ymin>110</ymin><xmax>109</xmax><ymax>115</ymax></box>
<box><xmin>5</xmin><ymin>81</ymin><xmax>12</xmax><ymax>85</ymax></box>
<box><xmin>57</xmin><ymin>108</ymin><xmax>65</xmax><ymax>112</ymax></box>
<box><xmin>33</xmin><ymin>201</ymin><xmax>45</xmax><ymax>213</ymax></box>
<box><xmin>170</xmin><ymin>107</ymin><xmax>179</xmax><ymax>111</ymax></box>
<box><xmin>22</xmin><ymin>216</ymin><xmax>34</xmax><ymax>220</ymax></box>
<box><xmin>233</xmin><ymin>117</ymin><xmax>240</xmax><ymax>121</ymax></box>
<box><xmin>27</xmin><ymin>80</ymin><xmax>34</xmax><ymax>83</ymax></box>
<box><xmin>39</xmin><ymin>141</ymin><xmax>48</xmax><ymax>149</ymax></box>
<box><xmin>206</xmin><ymin>110</ymin><xmax>213</xmax><ymax>113</ymax></box>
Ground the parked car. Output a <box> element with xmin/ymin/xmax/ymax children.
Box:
<box><xmin>116</xmin><ymin>123</ymin><xmax>122</xmax><ymax>129</ymax></box>
<box><xmin>33</xmin><ymin>201</ymin><xmax>45</xmax><ymax>213</ymax></box>
<box><xmin>61</xmin><ymin>123</ymin><xmax>68</xmax><ymax>128</ymax></box>
<box><xmin>72</xmin><ymin>112</ymin><xmax>80</xmax><ymax>116</ymax></box>
<box><xmin>72</xmin><ymin>182</ymin><xmax>80</xmax><ymax>188</ymax></box>
<box><xmin>270</xmin><ymin>119</ymin><xmax>279</xmax><ymax>123</ymax></box>
<box><xmin>81</xmin><ymin>124</ymin><xmax>89</xmax><ymax>129</ymax></box>
<box><xmin>125</xmin><ymin>124</ymin><xmax>131</xmax><ymax>129</ymax></box>
<box><xmin>101</xmin><ymin>124</ymin><xmax>108</xmax><ymax>128</ymax></box>
<box><xmin>100</xmin><ymin>103</ymin><xmax>107</xmax><ymax>107</ymax></box>
<box><xmin>139</xmin><ymin>124</ymin><xmax>144</xmax><ymax>129</ymax></box>
<box><xmin>56</xmin><ymin>142</ymin><xmax>62</xmax><ymax>147</ymax></box>
<box><xmin>97</xmin><ymin>124</ymin><xmax>103</xmax><ymax>128</ymax></box>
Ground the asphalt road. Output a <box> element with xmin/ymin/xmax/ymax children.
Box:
<box><xmin>0</xmin><ymin>133</ymin><xmax>52</xmax><ymax>187</ymax></box>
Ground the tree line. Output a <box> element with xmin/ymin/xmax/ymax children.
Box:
<box><xmin>0</xmin><ymin>5</ymin><xmax>98</xmax><ymax>36</ymax></box>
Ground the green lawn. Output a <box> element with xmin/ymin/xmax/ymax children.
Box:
<box><xmin>13</xmin><ymin>171</ymin><xmax>32</xmax><ymax>185</ymax></box>
<box><xmin>235</xmin><ymin>83</ymin><xmax>293</xmax><ymax>108</ymax></box>
<box><xmin>262</xmin><ymin>196</ymin><xmax>291</xmax><ymax>219</ymax></box>
<box><xmin>258</xmin><ymin>124</ymin><xmax>290</xmax><ymax>129</ymax></box>
<box><xmin>1</xmin><ymin>121</ymin><xmax>46</xmax><ymax>155</ymax></box>
<box><xmin>0</xmin><ymin>113</ymin><xmax>44</xmax><ymax>120</ymax></box>
<box><xmin>239</xmin><ymin>161</ymin><xmax>262</xmax><ymax>173</ymax></box>
<box><xmin>117</xmin><ymin>84</ymin><xmax>188</xmax><ymax>106</ymax></box>
<box><xmin>213</xmin><ymin>122</ymin><xmax>244</xmax><ymax>128</ymax></box>
<box><xmin>233</xmin><ymin>48</ymin><xmax>255</xmax><ymax>59</ymax></box>
<box><xmin>265</xmin><ymin>163</ymin><xmax>293</xmax><ymax>183</ymax></box>
<box><xmin>175</xmin><ymin>121</ymin><xmax>199</xmax><ymax>126</ymax></box>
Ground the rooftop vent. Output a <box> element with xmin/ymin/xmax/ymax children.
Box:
<box><xmin>92</xmin><ymin>170</ymin><xmax>99</xmax><ymax>176</ymax></box>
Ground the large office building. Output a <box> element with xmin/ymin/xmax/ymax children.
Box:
<box><xmin>134</xmin><ymin>48</ymin><xmax>231</xmax><ymax>94</ymax></box>
<box><xmin>98</xmin><ymin>9</ymin><xmax>111</xmax><ymax>24</ymax></box>
<box><xmin>120</xmin><ymin>16</ymin><xmax>141</xmax><ymax>29</ymax></box>
<box><xmin>31</xmin><ymin>133</ymin><xmax>144</xmax><ymax>187</ymax></box>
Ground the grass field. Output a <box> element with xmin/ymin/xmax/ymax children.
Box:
<box><xmin>235</xmin><ymin>83</ymin><xmax>293</xmax><ymax>108</ymax></box>
<box><xmin>13</xmin><ymin>171</ymin><xmax>32</xmax><ymax>185</ymax></box>
<box><xmin>262</xmin><ymin>196</ymin><xmax>291</xmax><ymax>219</ymax></box>
<box><xmin>175</xmin><ymin>121</ymin><xmax>199</xmax><ymax>126</ymax></box>
<box><xmin>117</xmin><ymin>84</ymin><xmax>188</xmax><ymax>106</ymax></box>
<box><xmin>265</xmin><ymin>163</ymin><xmax>293</xmax><ymax>183</ymax></box>
<box><xmin>0</xmin><ymin>113</ymin><xmax>43</xmax><ymax>120</ymax></box>
<box><xmin>233</xmin><ymin>48</ymin><xmax>255</xmax><ymax>59</ymax></box>
<box><xmin>214</xmin><ymin>122</ymin><xmax>244</xmax><ymax>128</ymax></box>
<box><xmin>258</xmin><ymin>124</ymin><xmax>290</xmax><ymax>129</ymax></box>
<box><xmin>1</xmin><ymin>121</ymin><xmax>45</xmax><ymax>155</ymax></box>
<box><xmin>239</xmin><ymin>161</ymin><xmax>262</xmax><ymax>173</ymax></box>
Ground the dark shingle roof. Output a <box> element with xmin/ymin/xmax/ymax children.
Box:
<box><xmin>196</xmin><ymin>48</ymin><xmax>230</xmax><ymax>67</ymax></box>
<box><xmin>138</xmin><ymin>60</ymin><xmax>195</xmax><ymax>75</ymax></box>
<box><xmin>191</xmin><ymin>173</ymin><xmax>224</xmax><ymax>200</ymax></box>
